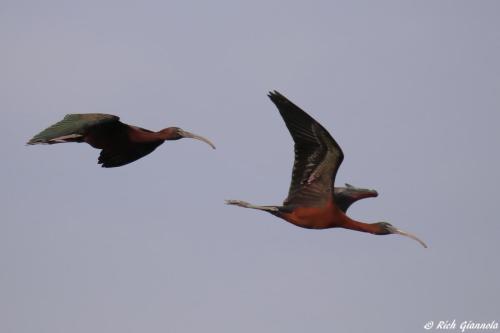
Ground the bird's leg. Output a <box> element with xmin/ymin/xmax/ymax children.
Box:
<box><xmin>225</xmin><ymin>200</ymin><xmax>279</xmax><ymax>212</ymax></box>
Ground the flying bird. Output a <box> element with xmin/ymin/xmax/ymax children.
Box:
<box><xmin>226</xmin><ymin>91</ymin><xmax>427</xmax><ymax>248</ymax></box>
<box><xmin>28</xmin><ymin>113</ymin><xmax>215</xmax><ymax>167</ymax></box>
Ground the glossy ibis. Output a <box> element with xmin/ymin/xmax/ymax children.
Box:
<box><xmin>28</xmin><ymin>113</ymin><xmax>215</xmax><ymax>167</ymax></box>
<box><xmin>226</xmin><ymin>91</ymin><xmax>427</xmax><ymax>248</ymax></box>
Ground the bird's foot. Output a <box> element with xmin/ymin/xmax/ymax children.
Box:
<box><xmin>225</xmin><ymin>200</ymin><xmax>253</xmax><ymax>208</ymax></box>
<box><xmin>225</xmin><ymin>200</ymin><xmax>279</xmax><ymax>212</ymax></box>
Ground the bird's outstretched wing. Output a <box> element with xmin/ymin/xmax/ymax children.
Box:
<box><xmin>98</xmin><ymin>142</ymin><xmax>161</xmax><ymax>168</ymax></box>
<box><xmin>268</xmin><ymin>91</ymin><xmax>344</xmax><ymax>207</ymax></box>
<box><xmin>333</xmin><ymin>184</ymin><xmax>378</xmax><ymax>213</ymax></box>
<box><xmin>27</xmin><ymin>113</ymin><xmax>120</xmax><ymax>144</ymax></box>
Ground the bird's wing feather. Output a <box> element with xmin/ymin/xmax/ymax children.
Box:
<box><xmin>333</xmin><ymin>186</ymin><xmax>378</xmax><ymax>213</ymax></box>
<box><xmin>268</xmin><ymin>91</ymin><xmax>344</xmax><ymax>207</ymax></box>
<box><xmin>27</xmin><ymin>113</ymin><xmax>120</xmax><ymax>144</ymax></box>
<box><xmin>98</xmin><ymin>142</ymin><xmax>161</xmax><ymax>168</ymax></box>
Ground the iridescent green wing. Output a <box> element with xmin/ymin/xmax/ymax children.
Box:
<box><xmin>27</xmin><ymin>113</ymin><xmax>120</xmax><ymax>144</ymax></box>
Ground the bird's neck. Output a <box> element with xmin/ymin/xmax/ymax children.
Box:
<box><xmin>341</xmin><ymin>216</ymin><xmax>381</xmax><ymax>234</ymax></box>
<box><xmin>128</xmin><ymin>127</ymin><xmax>165</xmax><ymax>143</ymax></box>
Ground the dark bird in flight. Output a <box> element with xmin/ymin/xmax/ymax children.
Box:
<box><xmin>28</xmin><ymin>113</ymin><xmax>215</xmax><ymax>167</ymax></box>
<box><xmin>226</xmin><ymin>91</ymin><xmax>427</xmax><ymax>248</ymax></box>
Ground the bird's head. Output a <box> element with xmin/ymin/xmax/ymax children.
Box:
<box><xmin>159</xmin><ymin>127</ymin><xmax>216</xmax><ymax>149</ymax></box>
<box><xmin>374</xmin><ymin>222</ymin><xmax>427</xmax><ymax>248</ymax></box>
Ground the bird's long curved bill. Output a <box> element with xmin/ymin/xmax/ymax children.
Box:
<box><xmin>180</xmin><ymin>130</ymin><xmax>216</xmax><ymax>149</ymax></box>
<box><xmin>394</xmin><ymin>228</ymin><xmax>428</xmax><ymax>248</ymax></box>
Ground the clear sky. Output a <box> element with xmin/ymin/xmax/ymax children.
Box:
<box><xmin>1</xmin><ymin>1</ymin><xmax>499</xmax><ymax>332</ymax></box>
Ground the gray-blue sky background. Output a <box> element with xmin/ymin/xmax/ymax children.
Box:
<box><xmin>1</xmin><ymin>1</ymin><xmax>499</xmax><ymax>332</ymax></box>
